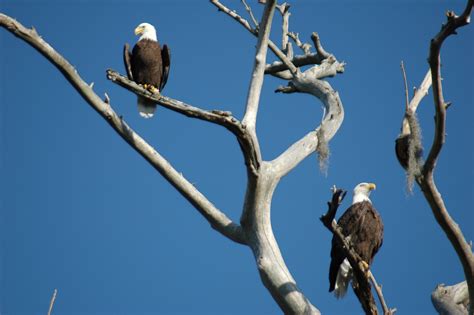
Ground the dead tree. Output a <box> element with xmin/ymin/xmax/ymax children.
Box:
<box><xmin>395</xmin><ymin>1</ymin><xmax>474</xmax><ymax>314</ymax></box>
<box><xmin>0</xmin><ymin>1</ymin><xmax>347</xmax><ymax>313</ymax></box>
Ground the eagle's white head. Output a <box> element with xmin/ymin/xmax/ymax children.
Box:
<box><xmin>352</xmin><ymin>182</ymin><xmax>376</xmax><ymax>204</ymax></box>
<box><xmin>134</xmin><ymin>22</ymin><xmax>157</xmax><ymax>41</ymax></box>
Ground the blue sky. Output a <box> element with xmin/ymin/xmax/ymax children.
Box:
<box><xmin>0</xmin><ymin>1</ymin><xmax>473</xmax><ymax>314</ymax></box>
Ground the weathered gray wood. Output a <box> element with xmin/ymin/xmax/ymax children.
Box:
<box><xmin>423</xmin><ymin>3</ymin><xmax>474</xmax><ymax>313</ymax></box>
<box><xmin>1</xmin><ymin>0</ymin><xmax>350</xmax><ymax>312</ymax></box>
<box><xmin>0</xmin><ymin>13</ymin><xmax>247</xmax><ymax>246</ymax></box>
<box><xmin>432</xmin><ymin>281</ymin><xmax>469</xmax><ymax>315</ymax></box>
<box><xmin>394</xmin><ymin>1</ymin><xmax>474</xmax><ymax>314</ymax></box>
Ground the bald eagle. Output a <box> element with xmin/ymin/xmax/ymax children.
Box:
<box><xmin>328</xmin><ymin>182</ymin><xmax>383</xmax><ymax>298</ymax></box>
<box><xmin>123</xmin><ymin>23</ymin><xmax>171</xmax><ymax>118</ymax></box>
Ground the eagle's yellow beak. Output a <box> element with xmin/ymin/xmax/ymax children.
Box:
<box><xmin>368</xmin><ymin>183</ymin><xmax>377</xmax><ymax>190</ymax></box>
<box><xmin>134</xmin><ymin>26</ymin><xmax>144</xmax><ymax>36</ymax></box>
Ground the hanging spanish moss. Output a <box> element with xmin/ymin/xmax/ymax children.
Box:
<box><xmin>406</xmin><ymin>112</ymin><xmax>424</xmax><ymax>193</ymax></box>
<box><xmin>316</xmin><ymin>127</ymin><xmax>330</xmax><ymax>175</ymax></box>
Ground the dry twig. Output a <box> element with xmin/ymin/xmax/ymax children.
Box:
<box><xmin>47</xmin><ymin>289</ymin><xmax>57</xmax><ymax>315</ymax></box>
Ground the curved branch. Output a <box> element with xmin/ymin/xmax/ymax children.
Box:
<box><xmin>106</xmin><ymin>69</ymin><xmax>260</xmax><ymax>175</ymax></box>
<box><xmin>271</xmin><ymin>66</ymin><xmax>345</xmax><ymax>178</ymax></box>
<box><xmin>423</xmin><ymin>2</ymin><xmax>474</xmax><ymax>312</ymax></box>
<box><xmin>47</xmin><ymin>289</ymin><xmax>58</xmax><ymax>315</ymax></box>
<box><xmin>394</xmin><ymin>1</ymin><xmax>473</xmax><ymax>312</ymax></box>
<box><xmin>240</xmin><ymin>163</ymin><xmax>321</xmax><ymax>314</ymax></box>
<box><xmin>369</xmin><ymin>271</ymin><xmax>397</xmax><ymax>315</ymax></box>
<box><xmin>432</xmin><ymin>281</ymin><xmax>469</xmax><ymax>315</ymax></box>
<box><xmin>265</xmin><ymin>53</ymin><xmax>324</xmax><ymax>74</ymax></box>
<box><xmin>241</xmin><ymin>0</ymin><xmax>259</xmax><ymax>28</ymax></box>
<box><xmin>287</xmin><ymin>32</ymin><xmax>312</xmax><ymax>55</ymax></box>
<box><xmin>240</xmin><ymin>0</ymin><xmax>278</xmax><ymax>168</ymax></box>
<box><xmin>311</xmin><ymin>32</ymin><xmax>331</xmax><ymax>59</ymax></box>
<box><xmin>267</xmin><ymin>29</ymin><xmax>345</xmax><ymax>176</ymax></box>
<box><xmin>210</xmin><ymin>0</ymin><xmax>298</xmax><ymax>76</ymax></box>
<box><xmin>424</xmin><ymin>1</ymin><xmax>473</xmax><ymax>174</ymax></box>
<box><xmin>0</xmin><ymin>12</ymin><xmax>247</xmax><ymax>245</ymax></box>
<box><xmin>107</xmin><ymin>70</ymin><xmax>238</xmax><ymax>124</ymax></box>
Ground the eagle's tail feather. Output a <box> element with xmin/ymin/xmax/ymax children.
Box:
<box><xmin>137</xmin><ymin>96</ymin><xmax>157</xmax><ymax>118</ymax></box>
<box><xmin>334</xmin><ymin>258</ymin><xmax>352</xmax><ymax>299</ymax></box>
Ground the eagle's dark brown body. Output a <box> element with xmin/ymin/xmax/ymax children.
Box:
<box><xmin>123</xmin><ymin>35</ymin><xmax>170</xmax><ymax>118</ymax></box>
<box><xmin>124</xmin><ymin>39</ymin><xmax>170</xmax><ymax>91</ymax></box>
<box><xmin>395</xmin><ymin>134</ymin><xmax>410</xmax><ymax>170</ymax></box>
<box><xmin>131</xmin><ymin>39</ymin><xmax>163</xmax><ymax>89</ymax></box>
<box><xmin>328</xmin><ymin>201</ymin><xmax>384</xmax><ymax>293</ymax></box>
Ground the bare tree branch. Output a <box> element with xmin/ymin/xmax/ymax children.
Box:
<box><xmin>409</xmin><ymin>69</ymin><xmax>432</xmax><ymax>113</ymax></box>
<box><xmin>209</xmin><ymin>2</ymin><xmax>344</xmax><ymax>313</ymax></box>
<box><xmin>107</xmin><ymin>70</ymin><xmax>238</xmax><ymax>126</ymax></box>
<box><xmin>241</xmin><ymin>0</ymin><xmax>259</xmax><ymax>28</ymax></box>
<box><xmin>424</xmin><ymin>1</ymin><xmax>473</xmax><ymax>174</ymax></box>
<box><xmin>287</xmin><ymin>32</ymin><xmax>312</xmax><ymax>55</ymax></box>
<box><xmin>1</xmin><ymin>2</ymin><xmax>348</xmax><ymax>312</ymax></box>
<box><xmin>0</xmin><ymin>13</ymin><xmax>247</xmax><ymax>246</ymax></box>
<box><xmin>239</xmin><ymin>0</ymin><xmax>277</xmax><ymax>169</ymax></box>
<box><xmin>210</xmin><ymin>0</ymin><xmax>298</xmax><ymax>76</ymax></box>
<box><xmin>395</xmin><ymin>66</ymin><xmax>428</xmax><ymax>190</ymax></box>
<box><xmin>321</xmin><ymin>187</ymin><xmax>396</xmax><ymax>315</ymax></box>
<box><xmin>400</xmin><ymin>61</ymin><xmax>410</xmax><ymax>112</ymax></box>
<box><xmin>271</xmin><ymin>63</ymin><xmax>345</xmax><ymax>177</ymax></box>
<box><xmin>369</xmin><ymin>271</ymin><xmax>397</xmax><ymax>315</ymax></box>
<box><xmin>395</xmin><ymin>1</ymin><xmax>474</xmax><ymax>313</ymax></box>
<box><xmin>311</xmin><ymin>32</ymin><xmax>331</xmax><ymax>59</ymax></box>
<box><xmin>265</xmin><ymin>52</ymin><xmax>323</xmax><ymax>75</ymax></box>
<box><xmin>277</xmin><ymin>2</ymin><xmax>291</xmax><ymax>54</ymax></box>
<box><xmin>212</xmin><ymin>0</ymin><xmax>256</xmax><ymax>34</ymax></box>
<box><xmin>272</xmin><ymin>12</ymin><xmax>344</xmax><ymax>177</ymax></box>
<box><xmin>423</xmin><ymin>2</ymin><xmax>474</xmax><ymax>312</ymax></box>
<box><xmin>432</xmin><ymin>281</ymin><xmax>470</xmax><ymax>315</ymax></box>
<box><xmin>47</xmin><ymin>289</ymin><xmax>57</xmax><ymax>315</ymax></box>
<box><xmin>105</xmin><ymin>69</ymin><xmax>260</xmax><ymax>174</ymax></box>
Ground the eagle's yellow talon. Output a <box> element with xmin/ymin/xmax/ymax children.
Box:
<box><xmin>148</xmin><ymin>85</ymin><xmax>160</xmax><ymax>95</ymax></box>
<box><xmin>359</xmin><ymin>260</ymin><xmax>369</xmax><ymax>272</ymax></box>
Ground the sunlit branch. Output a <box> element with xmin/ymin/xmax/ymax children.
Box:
<box><xmin>423</xmin><ymin>1</ymin><xmax>474</xmax><ymax>312</ymax></box>
<box><xmin>0</xmin><ymin>12</ymin><xmax>247</xmax><ymax>245</ymax></box>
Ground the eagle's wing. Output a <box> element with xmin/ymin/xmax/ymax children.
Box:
<box><xmin>123</xmin><ymin>43</ymin><xmax>134</xmax><ymax>81</ymax></box>
<box><xmin>160</xmin><ymin>44</ymin><xmax>171</xmax><ymax>91</ymax></box>
<box><xmin>328</xmin><ymin>203</ymin><xmax>366</xmax><ymax>292</ymax></box>
<box><xmin>366</xmin><ymin>207</ymin><xmax>384</xmax><ymax>263</ymax></box>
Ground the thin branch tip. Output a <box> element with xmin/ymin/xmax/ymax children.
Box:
<box><xmin>104</xmin><ymin>92</ymin><xmax>110</xmax><ymax>104</ymax></box>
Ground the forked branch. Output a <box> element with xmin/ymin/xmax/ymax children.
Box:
<box><xmin>0</xmin><ymin>13</ymin><xmax>246</xmax><ymax>245</ymax></box>
<box><xmin>395</xmin><ymin>1</ymin><xmax>474</xmax><ymax>312</ymax></box>
<box><xmin>240</xmin><ymin>0</ymin><xmax>277</xmax><ymax>167</ymax></box>
<box><xmin>424</xmin><ymin>1</ymin><xmax>474</xmax><ymax>312</ymax></box>
<box><xmin>106</xmin><ymin>69</ymin><xmax>260</xmax><ymax>174</ymax></box>
<box><xmin>211</xmin><ymin>0</ymin><xmax>298</xmax><ymax>76</ymax></box>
